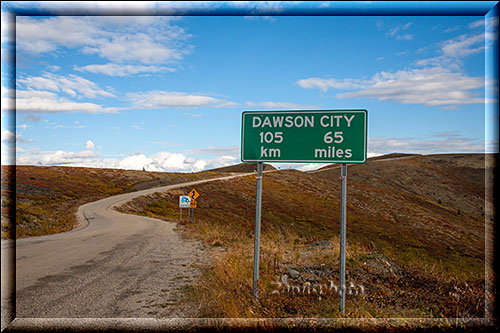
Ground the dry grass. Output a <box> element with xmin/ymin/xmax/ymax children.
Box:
<box><xmin>4</xmin><ymin>153</ymin><xmax>491</xmax><ymax>322</ymax></box>
<box><xmin>1</xmin><ymin>165</ymin><xmax>224</xmax><ymax>239</ymax></box>
<box><xmin>118</xmin><ymin>154</ymin><xmax>491</xmax><ymax>320</ymax></box>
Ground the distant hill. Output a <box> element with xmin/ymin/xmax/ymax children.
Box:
<box><xmin>314</xmin><ymin>152</ymin><xmax>421</xmax><ymax>172</ymax></box>
<box><xmin>1</xmin><ymin>165</ymin><xmax>227</xmax><ymax>239</ymax></box>
<box><xmin>120</xmin><ymin>153</ymin><xmax>492</xmax><ymax>276</ymax></box>
<box><xmin>366</xmin><ymin>152</ymin><xmax>421</xmax><ymax>161</ymax></box>
<box><xmin>207</xmin><ymin>162</ymin><xmax>276</xmax><ymax>173</ymax></box>
<box><xmin>117</xmin><ymin>153</ymin><xmax>492</xmax><ymax>318</ymax></box>
<box><xmin>315</xmin><ymin>153</ymin><xmax>491</xmax><ymax>218</ymax></box>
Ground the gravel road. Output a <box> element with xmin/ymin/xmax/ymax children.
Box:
<box><xmin>2</xmin><ymin>173</ymin><xmax>253</xmax><ymax>325</ymax></box>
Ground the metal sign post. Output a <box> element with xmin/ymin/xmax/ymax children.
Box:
<box><xmin>188</xmin><ymin>189</ymin><xmax>199</xmax><ymax>224</ymax></box>
<box><xmin>339</xmin><ymin>163</ymin><xmax>347</xmax><ymax>313</ymax></box>
<box><xmin>252</xmin><ymin>162</ymin><xmax>264</xmax><ymax>299</ymax></box>
<box><xmin>241</xmin><ymin>109</ymin><xmax>367</xmax><ymax>308</ymax></box>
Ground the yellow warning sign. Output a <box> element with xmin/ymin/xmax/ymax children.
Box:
<box><xmin>188</xmin><ymin>189</ymin><xmax>199</xmax><ymax>200</ymax></box>
<box><xmin>189</xmin><ymin>199</ymin><xmax>197</xmax><ymax>208</ymax></box>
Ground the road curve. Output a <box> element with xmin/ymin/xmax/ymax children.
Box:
<box><xmin>2</xmin><ymin>172</ymin><xmax>255</xmax><ymax>323</ymax></box>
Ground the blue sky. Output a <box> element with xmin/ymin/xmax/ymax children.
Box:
<box><xmin>1</xmin><ymin>1</ymin><xmax>498</xmax><ymax>172</ymax></box>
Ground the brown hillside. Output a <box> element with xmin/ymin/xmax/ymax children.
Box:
<box><xmin>366</xmin><ymin>152</ymin><xmax>420</xmax><ymax>161</ymax></box>
<box><xmin>207</xmin><ymin>162</ymin><xmax>276</xmax><ymax>173</ymax></box>
<box><xmin>314</xmin><ymin>153</ymin><xmax>420</xmax><ymax>172</ymax></box>
<box><xmin>117</xmin><ymin>153</ymin><xmax>493</xmax><ymax>319</ymax></box>
<box><xmin>312</xmin><ymin>153</ymin><xmax>491</xmax><ymax>273</ymax></box>
<box><xmin>1</xmin><ymin>165</ymin><xmax>225</xmax><ymax>239</ymax></box>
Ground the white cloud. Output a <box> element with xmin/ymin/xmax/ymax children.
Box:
<box><xmin>25</xmin><ymin>114</ymin><xmax>42</xmax><ymax>122</ymax></box>
<box><xmin>469</xmin><ymin>19</ymin><xmax>485</xmax><ymax>29</ymax></box>
<box><xmin>296</xmin><ymin>77</ymin><xmax>365</xmax><ymax>92</ymax></box>
<box><xmin>441</xmin><ymin>33</ymin><xmax>484</xmax><ymax>58</ymax></box>
<box><xmin>1</xmin><ymin>129</ymin><xmax>15</xmax><ymax>145</ymax></box>
<box><xmin>469</xmin><ymin>17</ymin><xmax>498</xmax><ymax>30</ymax></box>
<box><xmin>486</xmin><ymin>17</ymin><xmax>499</xmax><ymax>30</ymax></box>
<box><xmin>396</xmin><ymin>34</ymin><xmax>414</xmax><ymax>41</ymax></box>
<box><xmin>367</xmin><ymin>152</ymin><xmax>383</xmax><ymax>159</ymax></box>
<box><xmin>39</xmin><ymin>151</ymin><xmax>72</xmax><ymax>165</ymax></box>
<box><xmin>111</xmin><ymin>151</ymin><xmax>212</xmax><ymax>172</ymax></box>
<box><xmin>368</xmin><ymin>135</ymin><xmax>492</xmax><ymax>155</ymax></box>
<box><xmin>7</xmin><ymin>90</ymin><xmax>121</xmax><ymax>114</ymax></box>
<box><xmin>85</xmin><ymin>140</ymin><xmax>95</xmax><ymax>150</ymax></box>
<box><xmin>16</xmin><ymin>133</ymin><xmax>34</xmax><ymax>144</ymax></box>
<box><xmin>18</xmin><ymin>73</ymin><xmax>115</xmax><ymax>99</ymax></box>
<box><xmin>14</xmin><ymin>135</ymin><xmax>495</xmax><ymax>171</ymax></box>
<box><xmin>74</xmin><ymin>63</ymin><xmax>176</xmax><ymax>77</ymax></box>
<box><xmin>89</xmin><ymin>32</ymin><xmax>187</xmax><ymax>65</ymax></box>
<box><xmin>417</xmin><ymin>31</ymin><xmax>488</xmax><ymax>70</ymax></box>
<box><xmin>1</xmin><ymin>129</ymin><xmax>33</xmax><ymax>145</ymax></box>
<box><xmin>117</xmin><ymin>153</ymin><xmax>153</xmax><ymax>170</ymax></box>
<box><xmin>1</xmin><ymin>85</ymin><xmax>15</xmax><ymax>113</ymax></box>
<box><xmin>47</xmin><ymin>65</ymin><xmax>61</xmax><ymax>72</ymax></box>
<box><xmin>127</xmin><ymin>90</ymin><xmax>236</xmax><ymax>109</ymax></box>
<box><xmin>386</xmin><ymin>22</ymin><xmax>414</xmax><ymax>41</ymax></box>
<box><xmin>36</xmin><ymin>140</ymin><xmax>100</xmax><ymax>165</ymax></box>
<box><xmin>414</xmin><ymin>56</ymin><xmax>454</xmax><ymax>69</ymax></box>
<box><xmin>205</xmin><ymin>155</ymin><xmax>239</xmax><ymax>169</ymax></box>
<box><xmin>14</xmin><ymin>141</ymin><xmax>243</xmax><ymax>172</ymax></box>
<box><xmin>444</xmin><ymin>26</ymin><xmax>460</xmax><ymax>33</ymax></box>
<box><xmin>16</xmin><ymin>124</ymin><xmax>31</xmax><ymax>131</ymax></box>
<box><xmin>214</xmin><ymin>101</ymin><xmax>241</xmax><ymax>108</ymax></box>
<box><xmin>39</xmin><ymin>150</ymin><xmax>87</xmax><ymax>165</ymax></box>
<box><xmin>45</xmin><ymin>121</ymin><xmax>86</xmax><ymax>129</ymax></box>
<box><xmin>193</xmin><ymin>159</ymin><xmax>208</xmax><ymax>171</ymax></box>
<box><xmin>298</xmin><ymin>21</ymin><xmax>497</xmax><ymax>110</ymax></box>
<box><xmin>1</xmin><ymin>10</ymin><xmax>14</xmax><ymax>45</ymax></box>
<box><xmin>299</xmin><ymin>67</ymin><xmax>493</xmax><ymax>108</ymax></box>
<box><xmin>336</xmin><ymin>67</ymin><xmax>489</xmax><ymax>107</ymax></box>
<box><xmin>16</xmin><ymin>16</ymin><xmax>192</xmax><ymax>65</ymax></box>
<box><xmin>155</xmin><ymin>151</ymin><xmax>194</xmax><ymax>171</ymax></box>
<box><xmin>15</xmin><ymin>16</ymin><xmax>96</xmax><ymax>53</ymax></box>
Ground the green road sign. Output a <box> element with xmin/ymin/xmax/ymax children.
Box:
<box><xmin>241</xmin><ymin>110</ymin><xmax>367</xmax><ymax>164</ymax></box>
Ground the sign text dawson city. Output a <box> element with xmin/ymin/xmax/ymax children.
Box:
<box><xmin>241</xmin><ymin>110</ymin><xmax>367</xmax><ymax>163</ymax></box>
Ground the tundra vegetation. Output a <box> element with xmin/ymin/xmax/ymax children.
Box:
<box><xmin>117</xmin><ymin>153</ymin><xmax>494</xmax><ymax>323</ymax></box>
<box><xmin>3</xmin><ymin>154</ymin><xmax>494</xmax><ymax>326</ymax></box>
<box><xmin>1</xmin><ymin>165</ymin><xmax>224</xmax><ymax>239</ymax></box>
